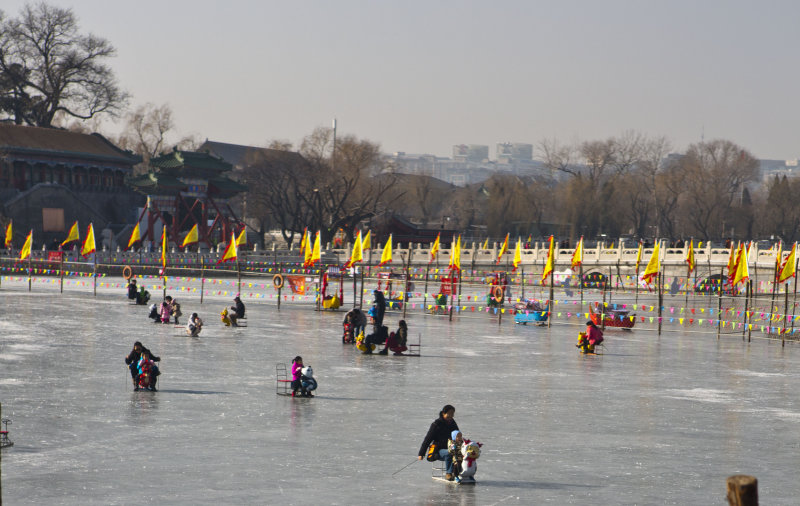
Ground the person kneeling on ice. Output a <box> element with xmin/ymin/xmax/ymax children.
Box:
<box><xmin>362</xmin><ymin>325</ymin><xmax>388</xmax><ymax>354</ymax></box>
<box><xmin>418</xmin><ymin>405</ymin><xmax>459</xmax><ymax>480</ymax></box>
<box><xmin>378</xmin><ymin>320</ymin><xmax>408</xmax><ymax>355</ymax></box>
<box><xmin>125</xmin><ymin>341</ymin><xmax>160</xmax><ymax>391</ymax></box>
<box><xmin>136</xmin><ymin>285</ymin><xmax>151</xmax><ymax>305</ymax></box>
<box><xmin>290</xmin><ymin>356</ymin><xmax>315</xmax><ymax>397</ymax></box>
<box><xmin>127</xmin><ymin>278</ymin><xmax>138</xmax><ymax>300</ymax></box>
<box><xmin>221</xmin><ymin>307</ymin><xmax>238</xmax><ymax>327</ymax></box>
<box><xmin>186</xmin><ymin>313</ymin><xmax>203</xmax><ymax>336</ymax></box>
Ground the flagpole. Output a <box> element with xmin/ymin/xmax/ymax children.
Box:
<box><xmin>27</xmin><ymin>251</ymin><xmax>31</xmax><ymax>292</ymax></box>
<box><xmin>547</xmin><ymin>265</ymin><xmax>554</xmax><ymax>328</ymax></box>
<box><xmin>448</xmin><ymin>266</ymin><xmax>454</xmax><ymax>322</ymax></box>
<box><xmin>423</xmin><ymin>264</ymin><xmax>430</xmax><ymax>312</ymax></box>
<box><xmin>743</xmin><ymin>279</ymin><xmax>751</xmax><ymax>342</ymax></box>
<box><xmin>200</xmin><ymin>256</ymin><xmax>205</xmax><ymax>304</ymax></box>
<box><xmin>791</xmin><ymin>249</ymin><xmax>799</xmax><ymax>337</ymax></box>
<box><xmin>59</xmin><ymin>250</ymin><xmax>64</xmax><ymax>294</ymax></box>
<box><xmin>717</xmin><ymin>267</ymin><xmax>723</xmax><ymax>340</ymax></box>
<box><xmin>770</xmin><ymin>245</ymin><xmax>781</xmax><ymax>314</ymax></box>
<box><xmin>657</xmin><ymin>265</ymin><xmax>663</xmax><ymax>336</ymax></box>
<box><xmin>403</xmin><ymin>252</ymin><xmax>410</xmax><ymax>319</ymax></box>
<box><xmin>236</xmin><ymin>257</ymin><xmax>241</xmax><ymax>295</ymax></box>
<box><xmin>782</xmin><ymin>283</ymin><xmax>788</xmax><ymax>347</ymax></box>
<box><xmin>93</xmin><ymin>252</ymin><xmax>97</xmax><ymax>297</ymax></box>
<box><xmin>521</xmin><ymin>266</ymin><xmax>525</xmax><ymax>300</ymax></box>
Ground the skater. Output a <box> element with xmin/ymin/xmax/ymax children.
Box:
<box><xmin>231</xmin><ymin>296</ymin><xmax>245</xmax><ymax>320</ymax></box>
<box><xmin>125</xmin><ymin>341</ymin><xmax>160</xmax><ymax>391</ymax></box>
<box><xmin>290</xmin><ymin>356</ymin><xmax>313</xmax><ymax>397</ymax></box>
<box><xmin>160</xmin><ymin>297</ymin><xmax>172</xmax><ymax>323</ymax></box>
<box><xmin>378</xmin><ymin>320</ymin><xmax>408</xmax><ymax>355</ymax></box>
<box><xmin>186</xmin><ymin>313</ymin><xmax>203</xmax><ymax>337</ymax></box>
<box><xmin>127</xmin><ymin>278</ymin><xmax>138</xmax><ymax>300</ymax></box>
<box><xmin>418</xmin><ymin>405</ymin><xmax>459</xmax><ymax>480</ymax></box>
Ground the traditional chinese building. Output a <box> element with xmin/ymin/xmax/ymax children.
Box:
<box><xmin>126</xmin><ymin>149</ymin><xmax>247</xmax><ymax>247</ymax></box>
<box><xmin>0</xmin><ymin>124</ymin><xmax>141</xmax><ymax>248</ymax></box>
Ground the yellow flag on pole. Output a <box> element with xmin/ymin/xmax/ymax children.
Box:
<box><xmin>642</xmin><ymin>241</ymin><xmax>661</xmax><ymax>285</ymax></box>
<box><xmin>481</xmin><ymin>238</ymin><xmax>488</xmax><ymax>250</ymax></box>
<box><xmin>685</xmin><ymin>240</ymin><xmax>696</xmax><ymax>274</ymax></box>
<box><xmin>127</xmin><ymin>222</ymin><xmax>141</xmax><ymax>250</ymax></box>
<box><xmin>571</xmin><ymin>236</ymin><xmax>584</xmax><ymax>269</ymax></box>
<box><xmin>379</xmin><ymin>234</ymin><xmax>393</xmax><ymax>266</ymax></box>
<box><xmin>303</xmin><ymin>230</ymin><xmax>312</xmax><ymax>266</ymax></box>
<box><xmin>497</xmin><ymin>233</ymin><xmax>509</xmax><ymax>263</ymax></box>
<box><xmin>733</xmin><ymin>244</ymin><xmax>749</xmax><ymax>286</ymax></box>
<box><xmin>541</xmin><ymin>235</ymin><xmax>554</xmax><ymax>282</ymax></box>
<box><xmin>181</xmin><ymin>224</ymin><xmax>199</xmax><ymax>248</ymax></box>
<box><xmin>161</xmin><ymin>227</ymin><xmax>168</xmax><ymax>269</ymax></box>
<box><xmin>81</xmin><ymin>224</ymin><xmax>96</xmax><ymax>257</ymax></box>
<box><xmin>310</xmin><ymin>231</ymin><xmax>321</xmax><ymax>266</ymax></box>
<box><xmin>19</xmin><ymin>230</ymin><xmax>32</xmax><ymax>260</ymax></box>
<box><xmin>347</xmin><ymin>230</ymin><xmax>363</xmax><ymax>267</ymax></box>
<box><xmin>451</xmin><ymin>235</ymin><xmax>462</xmax><ymax>271</ymax></box>
<box><xmin>218</xmin><ymin>232</ymin><xmax>238</xmax><ymax>264</ymax></box>
<box><xmin>299</xmin><ymin>227</ymin><xmax>308</xmax><ymax>255</ymax></box>
<box><xmin>62</xmin><ymin>221</ymin><xmax>79</xmax><ymax>246</ymax></box>
<box><xmin>235</xmin><ymin>227</ymin><xmax>247</xmax><ymax>246</ymax></box>
<box><xmin>635</xmin><ymin>240</ymin><xmax>643</xmax><ymax>274</ymax></box>
<box><xmin>4</xmin><ymin>221</ymin><xmax>12</xmax><ymax>248</ymax></box>
<box><xmin>512</xmin><ymin>237</ymin><xmax>522</xmax><ymax>271</ymax></box>
<box><xmin>778</xmin><ymin>243</ymin><xmax>797</xmax><ymax>283</ymax></box>
<box><xmin>429</xmin><ymin>232</ymin><xmax>440</xmax><ymax>263</ymax></box>
<box><xmin>362</xmin><ymin>230</ymin><xmax>371</xmax><ymax>250</ymax></box>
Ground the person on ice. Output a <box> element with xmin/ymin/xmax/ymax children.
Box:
<box><xmin>448</xmin><ymin>430</ymin><xmax>465</xmax><ymax>478</ymax></box>
<box><xmin>370</xmin><ymin>290</ymin><xmax>386</xmax><ymax>327</ymax></box>
<box><xmin>136</xmin><ymin>285</ymin><xmax>151</xmax><ymax>305</ymax></box>
<box><xmin>148</xmin><ymin>303</ymin><xmax>161</xmax><ymax>323</ymax></box>
<box><xmin>577</xmin><ymin>321</ymin><xmax>604</xmax><ymax>353</ymax></box>
<box><xmin>186</xmin><ymin>313</ymin><xmax>203</xmax><ymax>336</ymax></box>
<box><xmin>343</xmin><ymin>307</ymin><xmax>367</xmax><ymax>342</ymax></box>
<box><xmin>378</xmin><ymin>320</ymin><xmax>408</xmax><ymax>355</ymax></box>
<box><xmin>160</xmin><ymin>297</ymin><xmax>173</xmax><ymax>323</ymax></box>
<box><xmin>221</xmin><ymin>307</ymin><xmax>238</xmax><ymax>327</ymax></box>
<box><xmin>231</xmin><ymin>296</ymin><xmax>245</xmax><ymax>320</ymax></box>
<box><xmin>125</xmin><ymin>341</ymin><xmax>160</xmax><ymax>391</ymax></box>
<box><xmin>418</xmin><ymin>405</ymin><xmax>460</xmax><ymax>480</ymax></box>
<box><xmin>290</xmin><ymin>356</ymin><xmax>313</xmax><ymax>397</ymax></box>
<box><xmin>137</xmin><ymin>350</ymin><xmax>160</xmax><ymax>391</ymax></box>
<box><xmin>362</xmin><ymin>325</ymin><xmax>388</xmax><ymax>354</ymax></box>
<box><xmin>170</xmin><ymin>298</ymin><xmax>182</xmax><ymax>324</ymax></box>
<box><xmin>127</xmin><ymin>278</ymin><xmax>138</xmax><ymax>300</ymax></box>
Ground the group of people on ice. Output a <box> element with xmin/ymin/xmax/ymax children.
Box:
<box><xmin>148</xmin><ymin>295</ymin><xmax>182</xmax><ymax>324</ymax></box>
<box><xmin>125</xmin><ymin>341</ymin><xmax>161</xmax><ymax>391</ymax></box>
<box><xmin>221</xmin><ymin>296</ymin><xmax>246</xmax><ymax>326</ymax></box>
<box><xmin>417</xmin><ymin>405</ymin><xmax>482</xmax><ymax>483</ymax></box>
<box><xmin>344</xmin><ymin>290</ymin><xmax>409</xmax><ymax>355</ymax></box>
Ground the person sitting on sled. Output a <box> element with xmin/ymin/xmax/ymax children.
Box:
<box><xmin>127</xmin><ymin>278</ymin><xmax>138</xmax><ymax>300</ymax></box>
<box><xmin>418</xmin><ymin>405</ymin><xmax>460</xmax><ymax>480</ymax></box>
<box><xmin>448</xmin><ymin>430</ymin><xmax>465</xmax><ymax>477</ymax></box>
<box><xmin>125</xmin><ymin>341</ymin><xmax>160</xmax><ymax>390</ymax></box>
<box><xmin>137</xmin><ymin>350</ymin><xmax>160</xmax><ymax>391</ymax></box>
<box><xmin>136</xmin><ymin>285</ymin><xmax>151</xmax><ymax>305</ymax></box>
<box><xmin>186</xmin><ymin>313</ymin><xmax>203</xmax><ymax>336</ymax></box>
<box><xmin>362</xmin><ymin>325</ymin><xmax>389</xmax><ymax>354</ymax></box>
<box><xmin>378</xmin><ymin>320</ymin><xmax>408</xmax><ymax>355</ymax></box>
<box><xmin>148</xmin><ymin>303</ymin><xmax>161</xmax><ymax>323</ymax></box>
<box><xmin>231</xmin><ymin>296</ymin><xmax>245</xmax><ymax>320</ymax></box>
<box><xmin>577</xmin><ymin>321</ymin><xmax>604</xmax><ymax>353</ymax></box>
<box><xmin>221</xmin><ymin>307</ymin><xmax>238</xmax><ymax>327</ymax></box>
<box><xmin>290</xmin><ymin>356</ymin><xmax>313</xmax><ymax>397</ymax></box>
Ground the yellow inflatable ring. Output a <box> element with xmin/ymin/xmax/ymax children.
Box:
<box><xmin>273</xmin><ymin>274</ymin><xmax>284</xmax><ymax>289</ymax></box>
<box><xmin>122</xmin><ymin>266</ymin><xmax>133</xmax><ymax>280</ymax></box>
<box><xmin>492</xmin><ymin>285</ymin><xmax>504</xmax><ymax>304</ymax></box>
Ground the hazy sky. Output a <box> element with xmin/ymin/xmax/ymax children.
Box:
<box><xmin>4</xmin><ymin>0</ymin><xmax>800</xmax><ymax>160</ymax></box>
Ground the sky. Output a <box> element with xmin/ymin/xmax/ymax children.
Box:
<box><xmin>3</xmin><ymin>0</ymin><xmax>800</xmax><ymax>160</ymax></box>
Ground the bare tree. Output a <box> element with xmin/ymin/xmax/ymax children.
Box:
<box><xmin>0</xmin><ymin>3</ymin><xmax>128</xmax><ymax>126</ymax></box>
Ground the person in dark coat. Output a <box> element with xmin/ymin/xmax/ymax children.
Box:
<box><xmin>124</xmin><ymin>341</ymin><xmax>161</xmax><ymax>391</ymax></box>
<box><xmin>232</xmin><ymin>296</ymin><xmax>245</xmax><ymax>319</ymax></box>
<box><xmin>127</xmin><ymin>279</ymin><xmax>138</xmax><ymax>300</ymax></box>
<box><xmin>417</xmin><ymin>405</ymin><xmax>460</xmax><ymax>480</ymax></box>
<box><xmin>372</xmin><ymin>290</ymin><xmax>386</xmax><ymax>328</ymax></box>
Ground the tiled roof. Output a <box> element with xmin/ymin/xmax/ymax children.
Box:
<box><xmin>0</xmin><ymin>123</ymin><xmax>139</xmax><ymax>164</ymax></box>
<box><xmin>199</xmin><ymin>140</ymin><xmax>306</xmax><ymax>168</ymax></box>
<box><xmin>126</xmin><ymin>172</ymin><xmax>187</xmax><ymax>195</ymax></box>
<box><xmin>150</xmin><ymin>150</ymin><xmax>233</xmax><ymax>173</ymax></box>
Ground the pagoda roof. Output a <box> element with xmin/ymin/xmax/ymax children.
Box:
<box><xmin>208</xmin><ymin>176</ymin><xmax>248</xmax><ymax>198</ymax></box>
<box><xmin>126</xmin><ymin>171</ymin><xmax>187</xmax><ymax>196</ymax></box>
<box><xmin>150</xmin><ymin>150</ymin><xmax>233</xmax><ymax>178</ymax></box>
<box><xmin>0</xmin><ymin>123</ymin><xmax>140</xmax><ymax>168</ymax></box>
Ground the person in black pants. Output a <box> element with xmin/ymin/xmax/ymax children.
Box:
<box><xmin>125</xmin><ymin>341</ymin><xmax>160</xmax><ymax>391</ymax></box>
<box><xmin>418</xmin><ymin>405</ymin><xmax>460</xmax><ymax>480</ymax></box>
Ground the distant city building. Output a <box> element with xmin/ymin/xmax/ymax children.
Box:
<box><xmin>452</xmin><ymin>144</ymin><xmax>489</xmax><ymax>163</ymax></box>
<box><xmin>759</xmin><ymin>159</ymin><xmax>799</xmax><ymax>181</ymax></box>
<box><xmin>496</xmin><ymin>142</ymin><xmax>533</xmax><ymax>162</ymax></box>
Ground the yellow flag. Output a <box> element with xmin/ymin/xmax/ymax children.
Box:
<box><xmin>451</xmin><ymin>235</ymin><xmax>462</xmax><ymax>271</ymax></box>
<box><xmin>481</xmin><ymin>238</ymin><xmax>488</xmax><ymax>250</ymax></box>
<box><xmin>81</xmin><ymin>224</ymin><xmax>96</xmax><ymax>257</ymax></box>
<box><xmin>541</xmin><ymin>235</ymin><xmax>554</xmax><ymax>282</ymax></box>
<box><xmin>218</xmin><ymin>231</ymin><xmax>238</xmax><ymax>264</ymax></box>
<box><xmin>642</xmin><ymin>241</ymin><xmax>661</xmax><ymax>284</ymax></box>
<box><xmin>778</xmin><ymin>243</ymin><xmax>797</xmax><ymax>283</ymax></box>
<box><xmin>236</xmin><ymin>227</ymin><xmax>247</xmax><ymax>246</ymax></box>
<box><xmin>181</xmin><ymin>224</ymin><xmax>199</xmax><ymax>247</ymax></box>
<box><xmin>310</xmin><ymin>231</ymin><xmax>321</xmax><ymax>266</ymax></box>
<box><xmin>512</xmin><ymin>237</ymin><xmax>522</xmax><ymax>271</ymax></box>
<box><xmin>4</xmin><ymin>221</ymin><xmax>12</xmax><ymax>248</ymax></box>
<box><xmin>497</xmin><ymin>233</ymin><xmax>509</xmax><ymax>263</ymax></box>
<box><xmin>303</xmin><ymin>230</ymin><xmax>313</xmax><ymax>266</ymax></box>
<box><xmin>733</xmin><ymin>243</ymin><xmax>749</xmax><ymax>286</ymax></box>
<box><xmin>362</xmin><ymin>230</ymin><xmax>371</xmax><ymax>250</ymax></box>
<box><xmin>347</xmin><ymin>230</ymin><xmax>363</xmax><ymax>267</ymax></box>
<box><xmin>727</xmin><ymin>243</ymin><xmax>737</xmax><ymax>279</ymax></box>
<box><xmin>635</xmin><ymin>240</ymin><xmax>643</xmax><ymax>273</ymax></box>
<box><xmin>127</xmin><ymin>222</ymin><xmax>141</xmax><ymax>250</ymax></box>
<box><xmin>380</xmin><ymin>234</ymin><xmax>393</xmax><ymax>266</ymax></box>
<box><xmin>299</xmin><ymin>227</ymin><xmax>308</xmax><ymax>255</ymax></box>
<box><xmin>685</xmin><ymin>240</ymin><xmax>696</xmax><ymax>274</ymax></box>
<box><xmin>429</xmin><ymin>232</ymin><xmax>440</xmax><ymax>263</ymax></box>
<box><xmin>19</xmin><ymin>230</ymin><xmax>32</xmax><ymax>260</ymax></box>
<box><xmin>161</xmin><ymin>227</ymin><xmax>168</xmax><ymax>269</ymax></box>
<box><xmin>571</xmin><ymin>236</ymin><xmax>584</xmax><ymax>269</ymax></box>
<box><xmin>61</xmin><ymin>221</ymin><xmax>79</xmax><ymax>246</ymax></box>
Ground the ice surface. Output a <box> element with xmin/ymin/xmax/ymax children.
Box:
<box><xmin>1</xmin><ymin>278</ymin><xmax>799</xmax><ymax>505</ymax></box>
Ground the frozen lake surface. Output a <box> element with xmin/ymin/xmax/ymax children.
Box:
<box><xmin>1</xmin><ymin>278</ymin><xmax>799</xmax><ymax>505</ymax></box>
